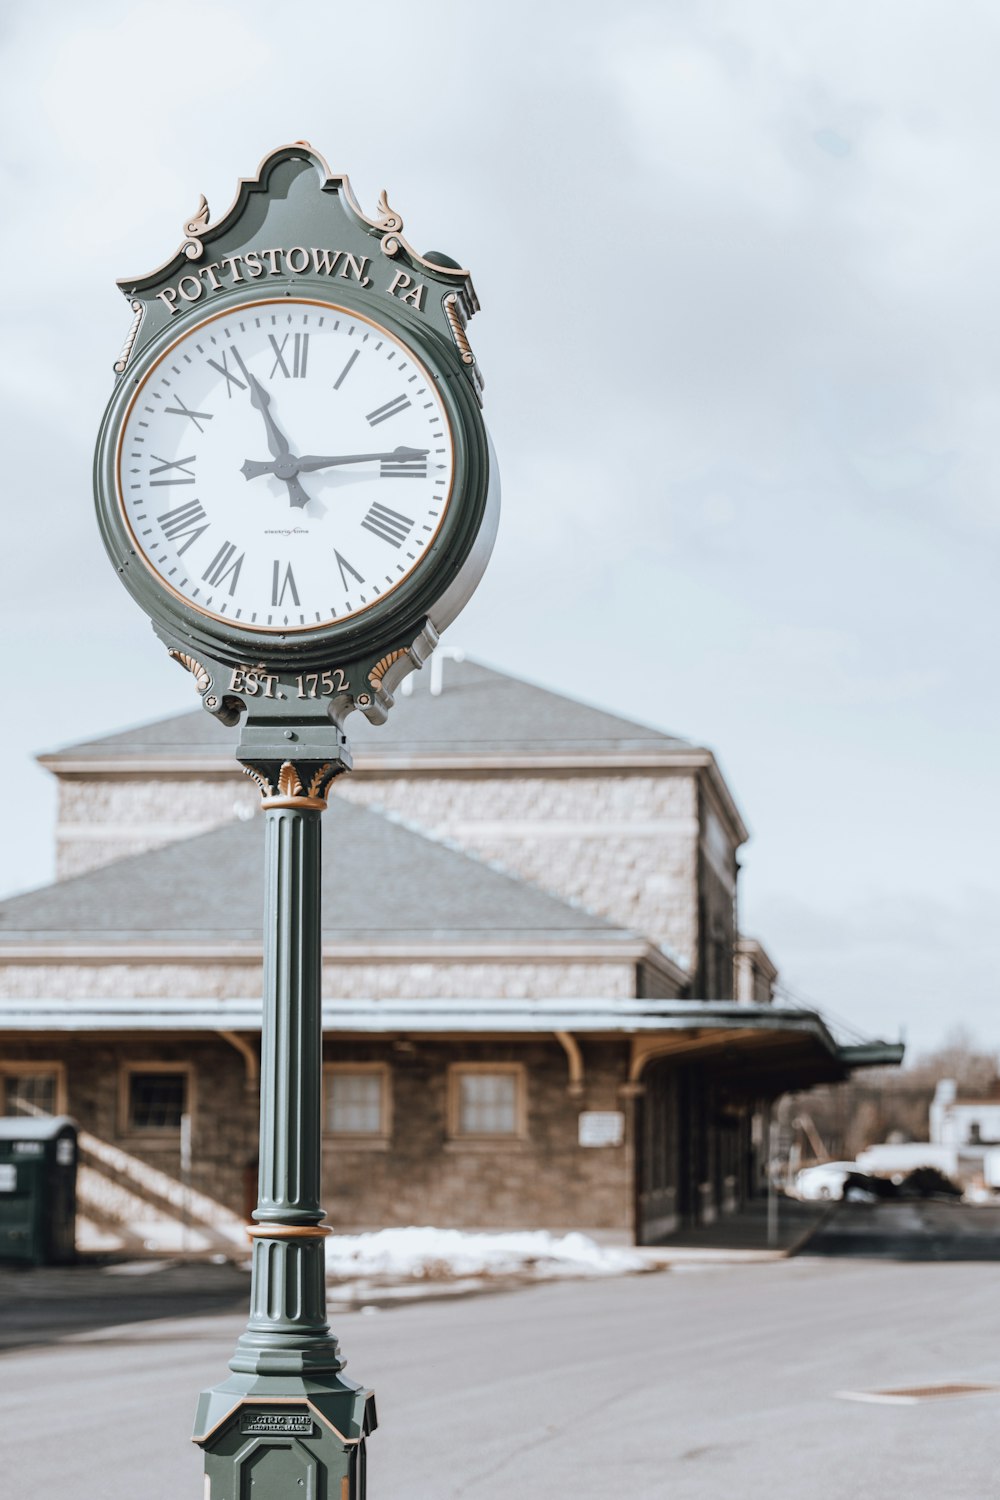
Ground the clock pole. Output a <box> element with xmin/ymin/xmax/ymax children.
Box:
<box><xmin>193</xmin><ymin>743</ymin><xmax>376</xmax><ymax>1497</ymax></box>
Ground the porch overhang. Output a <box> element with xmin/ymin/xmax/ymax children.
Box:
<box><xmin>0</xmin><ymin>996</ymin><xmax>902</xmax><ymax>1091</ymax></box>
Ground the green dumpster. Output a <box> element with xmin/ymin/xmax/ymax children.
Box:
<box><xmin>0</xmin><ymin>1116</ymin><xmax>77</xmax><ymax>1265</ymax></box>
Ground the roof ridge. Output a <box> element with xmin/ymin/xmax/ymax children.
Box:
<box><xmin>38</xmin><ymin>656</ymin><xmax>696</xmax><ymax>762</ymax></box>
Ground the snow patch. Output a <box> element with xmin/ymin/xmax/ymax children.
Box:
<box><xmin>324</xmin><ymin>1226</ymin><xmax>649</xmax><ymax>1282</ymax></box>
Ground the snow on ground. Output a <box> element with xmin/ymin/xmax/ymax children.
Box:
<box><xmin>324</xmin><ymin>1227</ymin><xmax>650</xmax><ymax>1283</ymax></box>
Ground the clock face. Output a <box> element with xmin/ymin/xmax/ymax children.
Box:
<box><xmin>115</xmin><ymin>299</ymin><xmax>455</xmax><ymax>632</ymax></box>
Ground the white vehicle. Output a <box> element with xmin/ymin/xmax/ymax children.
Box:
<box><xmin>793</xmin><ymin>1162</ymin><xmax>860</xmax><ymax>1200</ymax></box>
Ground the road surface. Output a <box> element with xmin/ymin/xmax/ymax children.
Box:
<box><xmin>3</xmin><ymin>1254</ymin><xmax>1000</xmax><ymax>1498</ymax></box>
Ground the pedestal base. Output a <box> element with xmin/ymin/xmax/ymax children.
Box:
<box><xmin>194</xmin><ymin>1370</ymin><xmax>376</xmax><ymax>1500</ymax></box>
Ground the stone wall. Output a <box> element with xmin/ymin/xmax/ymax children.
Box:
<box><xmin>55</xmin><ymin>775</ymin><xmax>255</xmax><ymax>878</ymax></box>
<box><xmin>697</xmin><ymin>798</ymin><xmax>739</xmax><ymax>998</ymax></box>
<box><xmin>324</xmin><ymin>1038</ymin><xmax>633</xmax><ymax>1234</ymax></box>
<box><xmin>1</xmin><ymin>956</ymin><xmax>637</xmax><ymax>1001</ymax></box>
<box><xmin>0</xmin><ymin>1035</ymin><xmax>258</xmax><ymax>1251</ymax></box>
<box><xmin>0</xmin><ymin>1034</ymin><xmax>635</xmax><ymax>1240</ymax></box>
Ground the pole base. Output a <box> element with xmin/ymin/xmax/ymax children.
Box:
<box><xmin>194</xmin><ymin>1370</ymin><xmax>376</xmax><ymax>1500</ymax></box>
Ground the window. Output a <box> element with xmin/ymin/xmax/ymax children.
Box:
<box><xmin>0</xmin><ymin>1064</ymin><xmax>66</xmax><ymax>1118</ymax></box>
<box><xmin>120</xmin><ymin>1065</ymin><xmax>190</xmax><ymax>1134</ymax></box>
<box><xmin>324</xmin><ymin>1065</ymin><xmax>390</xmax><ymax>1141</ymax></box>
<box><xmin>2</xmin><ymin>1071</ymin><xmax>59</xmax><ymax>1118</ymax></box>
<box><xmin>449</xmin><ymin>1065</ymin><xmax>525</xmax><ymax>1139</ymax></box>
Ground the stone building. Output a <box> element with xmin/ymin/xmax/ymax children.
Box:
<box><xmin>0</xmin><ymin>660</ymin><xmax>900</xmax><ymax>1250</ymax></box>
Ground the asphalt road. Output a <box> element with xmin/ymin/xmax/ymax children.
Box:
<box><xmin>0</xmin><ymin>1258</ymin><xmax>250</xmax><ymax>1351</ymax></box>
<box><xmin>3</xmin><ymin>1256</ymin><xmax>1000</xmax><ymax>1499</ymax></box>
<box><xmin>804</xmin><ymin>1199</ymin><xmax>1000</xmax><ymax>1259</ymax></box>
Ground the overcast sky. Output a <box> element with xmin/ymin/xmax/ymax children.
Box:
<box><xmin>1</xmin><ymin>0</ymin><xmax>997</xmax><ymax>1055</ymax></box>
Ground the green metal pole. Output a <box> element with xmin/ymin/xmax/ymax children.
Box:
<box><xmin>230</xmin><ymin>803</ymin><xmax>340</xmax><ymax>1376</ymax></box>
<box><xmin>194</xmin><ymin>758</ymin><xmax>375</xmax><ymax>1498</ymax></box>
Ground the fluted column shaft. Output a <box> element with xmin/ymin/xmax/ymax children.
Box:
<box><xmin>257</xmin><ymin>807</ymin><xmax>322</xmax><ymax>1226</ymax></box>
<box><xmin>230</xmin><ymin>803</ymin><xmax>341</xmax><ymax>1376</ymax></box>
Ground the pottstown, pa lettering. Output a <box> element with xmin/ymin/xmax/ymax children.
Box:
<box><xmin>154</xmin><ymin>246</ymin><xmax>429</xmax><ymax>315</ymax></box>
<box><xmin>239</xmin><ymin>1413</ymin><xmax>315</xmax><ymax>1436</ymax></box>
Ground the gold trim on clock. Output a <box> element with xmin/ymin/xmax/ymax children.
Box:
<box><xmin>369</xmin><ymin>650</ymin><xmax>407</xmax><ymax>686</ymax></box>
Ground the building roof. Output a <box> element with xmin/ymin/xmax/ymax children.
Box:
<box><xmin>0</xmin><ymin>796</ymin><xmax>639</xmax><ymax>953</ymax></box>
<box><xmin>39</xmin><ymin>658</ymin><xmax>750</xmax><ymax>844</ymax></box>
<box><xmin>42</xmin><ymin>659</ymin><xmax>691</xmax><ymax>763</ymax></box>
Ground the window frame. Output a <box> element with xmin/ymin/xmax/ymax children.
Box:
<box><xmin>118</xmin><ymin>1061</ymin><xmax>193</xmax><ymax>1138</ymax></box>
<box><xmin>0</xmin><ymin>1061</ymin><xmax>67</xmax><ymax>1119</ymax></box>
<box><xmin>447</xmin><ymin>1062</ymin><xmax>527</xmax><ymax>1143</ymax></box>
<box><xmin>323</xmin><ymin>1063</ymin><xmax>392</xmax><ymax>1148</ymax></box>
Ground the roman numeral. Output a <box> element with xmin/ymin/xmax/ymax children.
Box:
<box><xmin>269</xmin><ymin>332</ymin><xmax>309</xmax><ymax>379</ymax></box>
<box><xmin>380</xmin><ymin>452</ymin><xmax>427</xmax><ymax>480</ymax></box>
<box><xmin>164</xmin><ymin>396</ymin><xmax>213</xmax><ymax>433</ymax></box>
<box><xmin>149</xmin><ymin>453</ymin><xmax>196</xmax><ymax>485</ymax></box>
<box><xmin>333</xmin><ymin>348</ymin><xmax>359</xmax><ymax>391</ymax></box>
<box><xmin>157</xmin><ymin>499</ymin><xmax>209</xmax><ymax>555</ymax></box>
<box><xmin>207</xmin><ymin>348</ymin><xmax>247</xmax><ymax>396</ymax></box>
<box><xmin>202</xmin><ymin>541</ymin><xmax>244</xmax><ymax>594</ymax></box>
<box><xmin>365</xmin><ymin>394</ymin><xmax>411</xmax><ymax>427</ymax></box>
<box><xmin>335</xmin><ymin>550</ymin><xmax>364</xmax><ymax>592</ymax></box>
<box><xmin>271</xmin><ymin>561</ymin><xmax>300</xmax><ymax>607</ymax></box>
<box><xmin>361</xmin><ymin>501</ymin><xmax>414</xmax><ymax>548</ymax></box>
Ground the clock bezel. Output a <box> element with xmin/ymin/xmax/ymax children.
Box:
<box><xmin>94</xmin><ymin>282</ymin><xmax>491</xmax><ymax>671</ymax></box>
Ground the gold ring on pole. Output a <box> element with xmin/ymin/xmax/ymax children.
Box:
<box><xmin>245</xmin><ymin>1224</ymin><xmax>334</xmax><ymax>1239</ymax></box>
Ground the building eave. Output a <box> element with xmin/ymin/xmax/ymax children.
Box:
<box><xmin>0</xmin><ymin>995</ymin><xmax>900</xmax><ymax>1068</ymax></box>
<box><xmin>37</xmin><ymin>748</ymin><xmax>732</xmax><ymax>779</ymax></box>
<box><xmin>837</xmin><ymin>1042</ymin><xmax>906</xmax><ymax>1069</ymax></box>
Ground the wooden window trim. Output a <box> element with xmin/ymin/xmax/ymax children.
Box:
<box><xmin>323</xmin><ymin>1063</ymin><xmax>392</xmax><ymax>1148</ymax></box>
<box><xmin>0</xmin><ymin>1061</ymin><xmax>68</xmax><ymax>1117</ymax></box>
<box><xmin>447</xmin><ymin>1062</ymin><xmax>527</xmax><ymax>1142</ymax></box>
<box><xmin>118</xmin><ymin>1061</ymin><xmax>193</xmax><ymax>1139</ymax></box>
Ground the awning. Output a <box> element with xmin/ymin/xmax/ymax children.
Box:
<box><xmin>0</xmin><ymin>995</ymin><xmax>902</xmax><ymax>1089</ymax></box>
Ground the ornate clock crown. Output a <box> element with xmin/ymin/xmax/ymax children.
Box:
<box><xmin>114</xmin><ymin>141</ymin><xmax>483</xmax><ymax>400</ymax></box>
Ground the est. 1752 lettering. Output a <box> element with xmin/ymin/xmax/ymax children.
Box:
<box><xmin>228</xmin><ymin>666</ymin><xmax>349</xmax><ymax>699</ymax></box>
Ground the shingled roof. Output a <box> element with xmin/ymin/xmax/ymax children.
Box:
<box><xmin>0</xmin><ymin>796</ymin><xmax>639</xmax><ymax>952</ymax></box>
<box><xmin>40</xmin><ymin>658</ymin><xmax>694</xmax><ymax>766</ymax></box>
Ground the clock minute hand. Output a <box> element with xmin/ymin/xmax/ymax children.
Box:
<box><xmin>240</xmin><ymin>447</ymin><xmax>428</xmax><ymax>481</ymax></box>
<box><xmin>295</xmin><ymin>446</ymin><xmax>429</xmax><ymax>473</ymax></box>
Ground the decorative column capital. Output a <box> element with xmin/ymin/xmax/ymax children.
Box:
<box><xmin>242</xmin><ymin>760</ymin><xmax>346</xmax><ymax>811</ymax></box>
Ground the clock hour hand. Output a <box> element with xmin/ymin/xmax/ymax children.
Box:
<box><xmin>241</xmin><ymin>458</ymin><xmax>283</xmax><ymax>481</ymax></box>
<box><xmin>229</xmin><ymin>348</ymin><xmax>290</xmax><ymax>459</ymax></box>
<box><xmin>237</xmin><ymin>454</ymin><xmax>314</xmax><ymax>509</ymax></box>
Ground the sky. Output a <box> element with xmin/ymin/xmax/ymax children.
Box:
<box><xmin>0</xmin><ymin>0</ymin><xmax>997</xmax><ymax>1056</ymax></box>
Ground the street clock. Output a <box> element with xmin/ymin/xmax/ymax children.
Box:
<box><xmin>93</xmin><ymin>144</ymin><xmax>500</xmax><ymax>1500</ymax></box>
<box><xmin>94</xmin><ymin>142</ymin><xmax>498</xmax><ymax>754</ymax></box>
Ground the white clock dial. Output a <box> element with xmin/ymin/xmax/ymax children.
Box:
<box><xmin>115</xmin><ymin>299</ymin><xmax>455</xmax><ymax>631</ymax></box>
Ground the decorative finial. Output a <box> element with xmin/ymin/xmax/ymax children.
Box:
<box><xmin>181</xmin><ymin>194</ymin><xmax>211</xmax><ymax>260</ymax></box>
<box><xmin>375</xmin><ymin>189</ymin><xmax>404</xmax><ymax>233</ymax></box>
